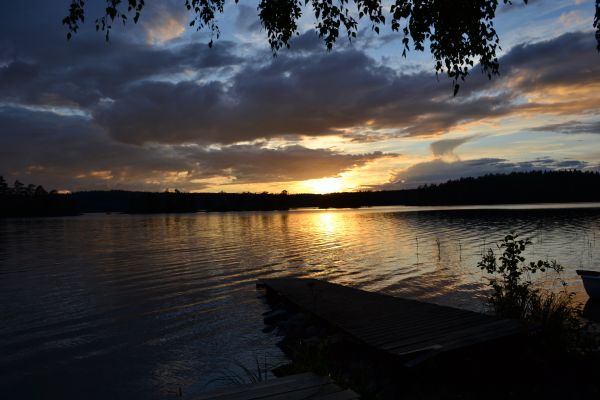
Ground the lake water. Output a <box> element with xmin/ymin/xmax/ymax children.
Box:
<box><xmin>2</xmin><ymin>204</ymin><xmax>600</xmax><ymax>399</ymax></box>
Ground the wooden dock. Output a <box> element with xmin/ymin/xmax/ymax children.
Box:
<box><xmin>259</xmin><ymin>278</ymin><xmax>522</xmax><ymax>360</ymax></box>
<box><xmin>196</xmin><ymin>372</ymin><xmax>358</xmax><ymax>400</ymax></box>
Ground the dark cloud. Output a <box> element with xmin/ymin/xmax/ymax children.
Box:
<box><xmin>3</xmin><ymin>4</ymin><xmax>599</xmax><ymax>148</ymax></box>
<box><xmin>93</xmin><ymin>30</ymin><xmax>600</xmax><ymax>146</ymax></box>
<box><xmin>0</xmin><ymin>106</ymin><xmax>185</xmax><ymax>190</ymax></box>
<box><xmin>550</xmin><ymin>159</ymin><xmax>588</xmax><ymax>169</ymax></box>
<box><xmin>377</xmin><ymin>157</ymin><xmax>590</xmax><ymax>190</ymax></box>
<box><xmin>0</xmin><ymin>39</ymin><xmax>242</xmax><ymax>109</ymax></box>
<box><xmin>341</xmin><ymin>129</ymin><xmax>399</xmax><ymax>143</ymax></box>
<box><xmin>0</xmin><ymin>1</ymin><xmax>242</xmax><ymax>110</ymax></box>
<box><xmin>187</xmin><ymin>144</ymin><xmax>393</xmax><ymax>184</ymax></box>
<box><xmin>93</xmin><ymin>44</ymin><xmax>516</xmax><ymax>145</ymax></box>
<box><xmin>530</xmin><ymin>120</ymin><xmax>600</xmax><ymax>135</ymax></box>
<box><xmin>498</xmin><ymin>0</ymin><xmax>541</xmax><ymax>14</ymax></box>
<box><xmin>499</xmin><ymin>31</ymin><xmax>600</xmax><ymax>92</ymax></box>
<box><xmin>0</xmin><ymin>106</ymin><xmax>392</xmax><ymax>191</ymax></box>
<box><xmin>96</xmin><ymin>48</ymin><xmax>404</xmax><ymax>144</ymax></box>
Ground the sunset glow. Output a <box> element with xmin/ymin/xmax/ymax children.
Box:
<box><xmin>0</xmin><ymin>1</ymin><xmax>598</xmax><ymax>194</ymax></box>
<box><xmin>304</xmin><ymin>178</ymin><xmax>346</xmax><ymax>194</ymax></box>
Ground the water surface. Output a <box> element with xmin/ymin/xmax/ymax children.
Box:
<box><xmin>1</xmin><ymin>204</ymin><xmax>599</xmax><ymax>398</ymax></box>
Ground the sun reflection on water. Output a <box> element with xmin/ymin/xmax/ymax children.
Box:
<box><xmin>315</xmin><ymin>212</ymin><xmax>338</xmax><ymax>234</ymax></box>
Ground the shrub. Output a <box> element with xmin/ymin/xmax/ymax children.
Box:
<box><xmin>478</xmin><ymin>233</ymin><xmax>594</xmax><ymax>353</ymax></box>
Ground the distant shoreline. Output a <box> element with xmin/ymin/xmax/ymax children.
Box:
<box><xmin>3</xmin><ymin>170</ymin><xmax>600</xmax><ymax>217</ymax></box>
<box><xmin>72</xmin><ymin>170</ymin><xmax>600</xmax><ymax>214</ymax></box>
<box><xmin>51</xmin><ymin>202</ymin><xmax>600</xmax><ymax>219</ymax></box>
<box><xmin>290</xmin><ymin>202</ymin><xmax>600</xmax><ymax>212</ymax></box>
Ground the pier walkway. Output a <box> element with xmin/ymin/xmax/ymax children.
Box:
<box><xmin>258</xmin><ymin>278</ymin><xmax>522</xmax><ymax>360</ymax></box>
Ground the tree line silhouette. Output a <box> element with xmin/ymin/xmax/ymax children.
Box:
<box><xmin>0</xmin><ymin>176</ymin><xmax>78</xmax><ymax>217</ymax></box>
<box><xmin>2</xmin><ymin>170</ymin><xmax>600</xmax><ymax>217</ymax></box>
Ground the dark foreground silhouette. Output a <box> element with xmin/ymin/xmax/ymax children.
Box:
<box><xmin>0</xmin><ymin>177</ymin><xmax>77</xmax><ymax>217</ymax></box>
<box><xmin>261</xmin><ymin>279</ymin><xmax>600</xmax><ymax>400</ymax></box>
<box><xmin>2</xmin><ymin>170</ymin><xmax>600</xmax><ymax>217</ymax></box>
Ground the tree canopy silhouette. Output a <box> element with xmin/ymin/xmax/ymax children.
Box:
<box><xmin>0</xmin><ymin>176</ymin><xmax>77</xmax><ymax>217</ymax></box>
<box><xmin>63</xmin><ymin>1</ymin><xmax>600</xmax><ymax>95</ymax></box>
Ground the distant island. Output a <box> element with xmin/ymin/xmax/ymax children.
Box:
<box><xmin>1</xmin><ymin>170</ymin><xmax>600</xmax><ymax>217</ymax></box>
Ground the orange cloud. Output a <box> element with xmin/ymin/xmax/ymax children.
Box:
<box><xmin>146</xmin><ymin>16</ymin><xmax>186</xmax><ymax>44</ymax></box>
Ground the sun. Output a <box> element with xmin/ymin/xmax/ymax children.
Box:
<box><xmin>305</xmin><ymin>177</ymin><xmax>345</xmax><ymax>194</ymax></box>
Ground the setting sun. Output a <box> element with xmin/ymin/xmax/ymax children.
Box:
<box><xmin>304</xmin><ymin>177</ymin><xmax>345</xmax><ymax>194</ymax></box>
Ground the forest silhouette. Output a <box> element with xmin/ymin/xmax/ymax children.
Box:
<box><xmin>2</xmin><ymin>170</ymin><xmax>600</xmax><ymax>217</ymax></box>
<box><xmin>0</xmin><ymin>176</ymin><xmax>78</xmax><ymax>217</ymax></box>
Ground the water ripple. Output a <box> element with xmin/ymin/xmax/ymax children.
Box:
<box><xmin>1</xmin><ymin>205</ymin><xmax>599</xmax><ymax>398</ymax></box>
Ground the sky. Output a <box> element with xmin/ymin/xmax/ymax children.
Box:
<box><xmin>0</xmin><ymin>0</ymin><xmax>599</xmax><ymax>194</ymax></box>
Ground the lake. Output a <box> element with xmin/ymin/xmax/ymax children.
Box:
<box><xmin>1</xmin><ymin>204</ymin><xmax>600</xmax><ymax>399</ymax></box>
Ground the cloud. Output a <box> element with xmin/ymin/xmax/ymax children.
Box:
<box><xmin>0</xmin><ymin>106</ymin><xmax>393</xmax><ymax>191</ymax></box>
<box><xmin>3</xmin><ymin>5</ymin><xmax>599</xmax><ymax>148</ymax></box>
<box><xmin>1</xmin><ymin>1</ymin><xmax>599</xmax><ymax>191</ymax></box>
<box><xmin>0</xmin><ymin>38</ymin><xmax>243</xmax><ymax>110</ymax></box>
<box><xmin>93</xmin><ymin>44</ymin><xmax>513</xmax><ymax>145</ymax></box>
<box><xmin>187</xmin><ymin>144</ymin><xmax>394</xmax><ymax>184</ymax></box>
<box><xmin>499</xmin><ymin>31</ymin><xmax>599</xmax><ymax>92</ymax></box>
<box><xmin>377</xmin><ymin>157</ymin><xmax>590</xmax><ymax>190</ymax></box>
<box><xmin>142</xmin><ymin>0</ymin><xmax>188</xmax><ymax>44</ymax></box>
<box><xmin>235</xmin><ymin>5</ymin><xmax>262</xmax><ymax>33</ymax></box>
<box><xmin>146</xmin><ymin>17</ymin><xmax>187</xmax><ymax>44</ymax></box>
<box><xmin>94</xmin><ymin>48</ymin><xmax>407</xmax><ymax>144</ymax></box>
<box><xmin>93</xmin><ymin>30</ymin><xmax>600</xmax><ymax>146</ymax></box>
<box><xmin>498</xmin><ymin>0</ymin><xmax>541</xmax><ymax>14</ymax></box>
<box><xmin>0</xmin><ymin>0</ymin><xmax>243</xmax><ymax>110</ymax></box>
<box><xmin>429</xmin><ymin>135</ymin><xmax>479</xmax><ymax>159</ymax></box>
<box><xmin>558</xmin><ymin>11</ymin><xmax>586</xmax><ymax>29</ymax></box>
<box><xmin>530</xmin><ymin>120</ymin><xmax>600</xmax><ymax>134</ymax></box>
<box><xmin>0</xmin><ymin>106</ymin><xmax>184</xmax><ymax>190</ymax></box>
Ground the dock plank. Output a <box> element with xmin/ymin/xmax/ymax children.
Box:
<box><xmin>259</xmin><ymin>278</ymin><xmax>521</xmax><ymax>360</ymax></box>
